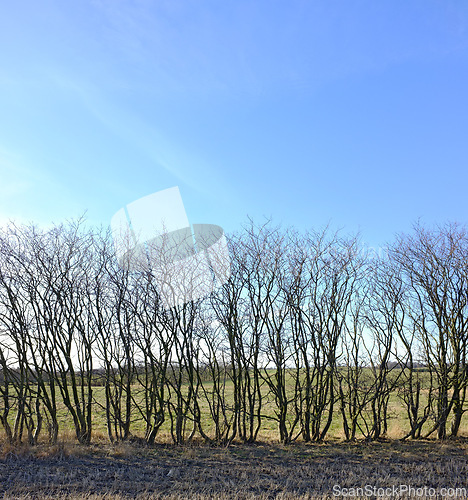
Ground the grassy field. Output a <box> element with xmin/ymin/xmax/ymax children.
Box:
<box><xmin>1</xmin><ymin>438</ymin><xmax>468</xmax><ymax>498</ymax></box>
<box><xmin>3</xmin><ymin>373</ymin><xmax>468</xmax><ymax>498</ymax></box>
<box><xmin>2</xmin><ymin>366</ymin><xmax>468</xmax><ymax>444</ymax></box>
<box><xmin>27</xmin><ymin>372</ymin><xmax>468</xmax><ymax>444</ymax></box>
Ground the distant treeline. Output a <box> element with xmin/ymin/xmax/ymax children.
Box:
<box><xmin>0</xmin><ymin>219</ymin><xmax>467</xmax><ymax>445</ymax></box>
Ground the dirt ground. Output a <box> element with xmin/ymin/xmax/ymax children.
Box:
<box><xmin>1</xmin><ymin>439</ymin><xmax>468</xmax><ymax>499</ymax></box>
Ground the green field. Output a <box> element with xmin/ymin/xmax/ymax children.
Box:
<box><xmin>2</xmin><ymin>367</ymin><xmax>465</xmax><ymax>446</ymax></box>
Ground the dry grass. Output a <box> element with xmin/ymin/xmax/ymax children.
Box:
<box><xmin>1</xmin><ymin>438</ymin><xmax>468</xmax><ymax>499</ymax></box>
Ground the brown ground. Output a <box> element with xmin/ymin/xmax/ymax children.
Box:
<box><xmin>1</xmin><ymin>439</ymin><xmax>468</xmax><ymax>499</ymax></box>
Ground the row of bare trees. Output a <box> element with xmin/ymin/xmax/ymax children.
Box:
<box><xmin>0</xmin><ymin>219</ymin><xmax>467</xmax><ymax>445</ymax></box>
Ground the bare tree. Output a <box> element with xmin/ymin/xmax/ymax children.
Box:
<box><xmin>390</xmin><ymin>223</ymin><xmax>468</xmax><ymax>438</ymax></box>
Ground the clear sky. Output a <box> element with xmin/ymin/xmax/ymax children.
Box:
<box><xmin>1</xmin><ymin>1</ymin><xmax>468</xmax><ymax>248</ymax></box>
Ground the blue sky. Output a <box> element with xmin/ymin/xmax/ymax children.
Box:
<box><xmin>1</xmin><ymin>1</ymin><xmax>468</xmax><ymax>248</ymax></box>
